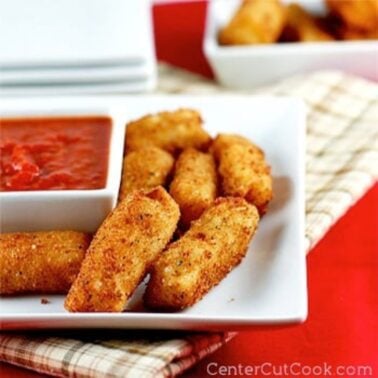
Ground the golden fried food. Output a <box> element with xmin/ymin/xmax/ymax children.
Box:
<box><xmin>218</xmin><ymin>0</ymin><xmax>287</xmax><ymax>45</ymax></box>
<box><xmin>65</xmin><ymin>186</ymin><xmax>180</xmax><ymax>312</ymax></box>
<box><xmin>170</xmin><ymin>148</ymin><xmax>218</xmax><ymax>228</ymax></box>
<box><xmin>119</xmin><ymin>146</ymin><xmax>174</xmax><ymax>202</ymax></box>
<box><xmin>326</xmin><ymin>0</ymin><xmax>378</xmax><ymax>32</ymax></box>
<box><xmin>283</xmin><ymin>3</ymin><xmax>334</xmax><ymax>42</ymax></box>
<box><xmin>144</xmin><ymin>197</ymin><xmax>259</xmax><ymax>310</ymax></box>
<box><xmin>125</xmin><ymin>109</ymin><xmax>211</xmax><ymax>155</ymax></box>
<box><xmin>0</xmin><ymin>231</ymin><xmax>90</xmax><ymax>295</ymax></box>
<box><xmin>339</xmin><ymin>27</ymin><xmax>378</xmax><ymax>40</ymax></box>
<box><xmin>211</xmin><ymin>134</ymin><xmax>272</xmax><ymax>215</ymax></box>
<box><xmin>211</xmin><ymin>133</ymin><xmax>262</xmax><ymax>153</ymax></box>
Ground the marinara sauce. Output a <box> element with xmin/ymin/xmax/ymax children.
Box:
<box><xmin>0</xmin><ymin>116</ymin><xmax>111</xmax><ymax>191</ymax></box>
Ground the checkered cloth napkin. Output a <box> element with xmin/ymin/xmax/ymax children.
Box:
<box><xmin>1</xmin><ymin>65</ymin><xmax>377</xmax><ymax>377</ymax></box>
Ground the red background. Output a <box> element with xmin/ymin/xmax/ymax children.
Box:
<box><xmin>1</xmin><ymin>2</ymin><xmax>377</xmax><ymax>377</ymax></box>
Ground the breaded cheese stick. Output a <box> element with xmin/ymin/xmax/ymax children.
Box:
<box><xmin>218</xmin><ymin>0</ymin><xmax>287</xmax><ymax>45</ymax></box>
<box><xmin>65</xmin><ymin>186</ymin><xmax>180</xmax><ymax>312</ymax></box>
<box><xmin>119</xmin><ymin>146</ymin><xmax>174</xmax><ymax>202</ymax></box>
<box><xmin>326</xmin><ymin>0</ymin><xmax>378</xmax><ymax>32</ymax></box>
<box><xmin>144</xmin><ymin>197</ymin><xmax>259</xmax><ymax>310</ymax></box>
<box><xmin>339</xmin><ymin>27</ymin><xmax>378</xmax><ymax>41</ymax></box>
<box><xmin>0</xmin><ymin>231</ymin><xmax>90</xmax><ymax>295</ymax></box>
<box><xmin>211</xmin><ymin>134</ymin><xmax>273</xmax><ymax>215</ymax></box>
<box><xmin>284</xmin><ymin>4</ymin><xmax>334</xmax><ymax>42</ymax></box>
<box><xmin>125</xmin><ymin>109</ymin><xmax>211</xmax><ymax>154</ymax></box>
<box><xmin>170</xmin><ymin>148</ymin><xmax>217</xmax><ymax>228</ymax></box>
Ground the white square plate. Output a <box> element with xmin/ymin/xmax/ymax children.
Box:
<box><xmin>0</xmin><ymin>76</ymin><xmax>156</xmax><ymax>96</ymax></box>
<box><xmin>0</xmin><ymin>61</ymin><xmax>156</xmax><ymax>85</ymax></box>
<box><xmin>0</xmin><ymin>96</ymin><xmax>307</xmax><ymax>330</ymax></box>
<box><xmin>0</xmin><ymin>0</ymin><xmax>153</xmax><ymax>67</ymax></box>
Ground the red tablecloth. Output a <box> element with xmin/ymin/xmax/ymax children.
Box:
<box><xmin>1</xmin><ymin>2</ymin><xmax>377</xmax><ymax>377</ymax></box>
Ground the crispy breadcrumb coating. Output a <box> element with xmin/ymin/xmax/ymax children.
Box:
<box><xmin>339</xmin><ymin>27</ymin><xmax>378</xmax><ymax>40</ymax></box>
<box><xmin>65</xmin><ymin>186</ymin><xmax>179</xmax><ymax>312</ymax></box>
<box><xmin>119</xmin><ymin>146</ymin><xmax>174</xmax><ymax>202</ymax></box>
<box><xmin>0</xmin><ymin>231</ymin><xmax>90</xmax><ymax>295</ymax></box>
<box><xmin>211</xmin><ymin>134</ymin><xmax>273</xmax><ymax>215</ymax></box>
<box><xmin>170</xmin><ymin>148</ymin><xmax>218</xmax><ymax>228</ymax></box>
<box><xmin>144</xmin><ymin>197</ymin><xmax>259</xmax><ymax>311</ymax></box>
<box><xmin>125</xmin><ymin>109</ymin><xmax>211</xmax><ymax>155</ymax></box>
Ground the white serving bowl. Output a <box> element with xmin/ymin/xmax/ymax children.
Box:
<box><xmin>204</xmin><ymin>0</ymin><xmax>378</xmax><ymax>89</ymax></box>
<box><xmin>0</xmin><ymin>98</ymin><xmax>126</xmax><ymax>233</ymax></box>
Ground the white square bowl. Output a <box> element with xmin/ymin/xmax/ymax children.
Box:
<box><xmin>0</xmin><ymin>95</ymin><xmax>307</xmax><ymax>330</ymax></box>
<box><xmin>0</xmin><ymin>98</ymin><xmax>126</xmax><ymax>233</ymax></box>
<box><xmin>204</xmin><ymin>0</ymin><xmax>378</xmax><ymax>89</ymax></box>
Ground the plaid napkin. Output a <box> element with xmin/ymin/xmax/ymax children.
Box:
<box><xmin>0</xmin><ymin>332</ymin><xmax>235</xmax><ymax>378</ymax></box>
<box><xmin>1</xmin><ymin>65</ymin><xmax>377</xmax><ymax>377</ymax></box>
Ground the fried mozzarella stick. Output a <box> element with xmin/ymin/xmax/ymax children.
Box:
<box><xmin>339</xmin><ymin>27</ymin><xmax>378</xmax><ymax>41</ymax></box>
<box><xmin>125</xmin><ymin>109</ymin><xmax>211</xmax><ymax>154</ymax></box>
<box><xmin>284</xmin><ymin>4</ymin><xmax>334</xmax><ymax>42</ymax></box>
<box><xmin>170</xmin><ymin>148</ymin><xmax>218</xmax><ymax>228</ymax></box>
<box><xmin>326</xmin><ymin>0</ymin><xmax>378</xmax><ymax>32</ymax></box>
<box><xmin>0</xmin><ymin>231</ymin><xmax>90</xmax><ymax>295</ymax></box>
<box><xmin>65</xmin><ymin>187</ymin><xmax>180</xmax><ymax>312</ymax></box>
<box><xmin>144</xmin><ymin>197</ymin><xmax>259</xmax><ymax>310</ymax></box>
<box><xmin>218</xmin><ymin>0</ymin><xmax>287</xmax><ymax>45</ymax></box>
<box><xmin>119</xmin><ymin>146</ymin><xmax>174</xmax><ymax>202</ymax></box>
<box><xmin>211</xmin><ymin>134</ymin><xmax>273</xmax><ymax>215</ymax></box>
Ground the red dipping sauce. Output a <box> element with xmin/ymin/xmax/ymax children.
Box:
<box><xmin>0</xmin><ymin>116</ymin><xmax>111</xmax><ymax>191</ymax></box>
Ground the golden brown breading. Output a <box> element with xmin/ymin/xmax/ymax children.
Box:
<box><xmin>170</xmin><ymin>148</ymin><xmax>218</xmax><ymax>228</ymax></box>
<box><xmin>119</xmin><ymin>146</ymin><xmax>174</xmax><ymax>202</ymax></box>
<box><xmin>218</xmin><ymin>0</ymin><xmax>287</xmax><ymax>45</ymax></box>
<box><xmin>144</xmin><ymin>197</ymin><xmax>259</xmax><ymax>311</ymax></box>
<box><xmin>326</xmin><ymin>0</ymin><xmax>378</xmax><ymax>32</ymax></box>
<box><xmin>283</xmin><ymin>3</ymin><xmax>334</xmax><ymax>42</ymax></box>
<box><xmin>125</xmin><ymin>109</ymin><xmax>211</xmax><ymax>155</ymax></box>
<box><xmin>211</xmin><ymin>133</ymin><xmax>263</xmax><ymax>154</ymax></box>
<box><xmin>65</xmin><ymin>186</ymin><xmax>180</xmax><ymax>312</ymax></box>
<box><xmin>0</xmin><ymin>231</ymin><xmax>90</xmax><ymax>295</ymax></box>
<box><xmin>211</xmin><ymin>134</ymin><xmax>273</xmax><ymax>215</ymax></box>
<box><xmin>339</xmin><ymin>27</ymin><xmax>378</xmax><ymax>40</ymax></box>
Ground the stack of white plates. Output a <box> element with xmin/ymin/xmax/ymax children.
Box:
<box><xmin>0</xmin><ymin>0</ymin><xmax>156</xmax><ymax>96</ymax></box>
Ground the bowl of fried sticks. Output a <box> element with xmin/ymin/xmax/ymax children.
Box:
<box><xmin>204</xmin><ymin>0</ymin><xmax>378</xmax><ymax>88</ymax></box>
